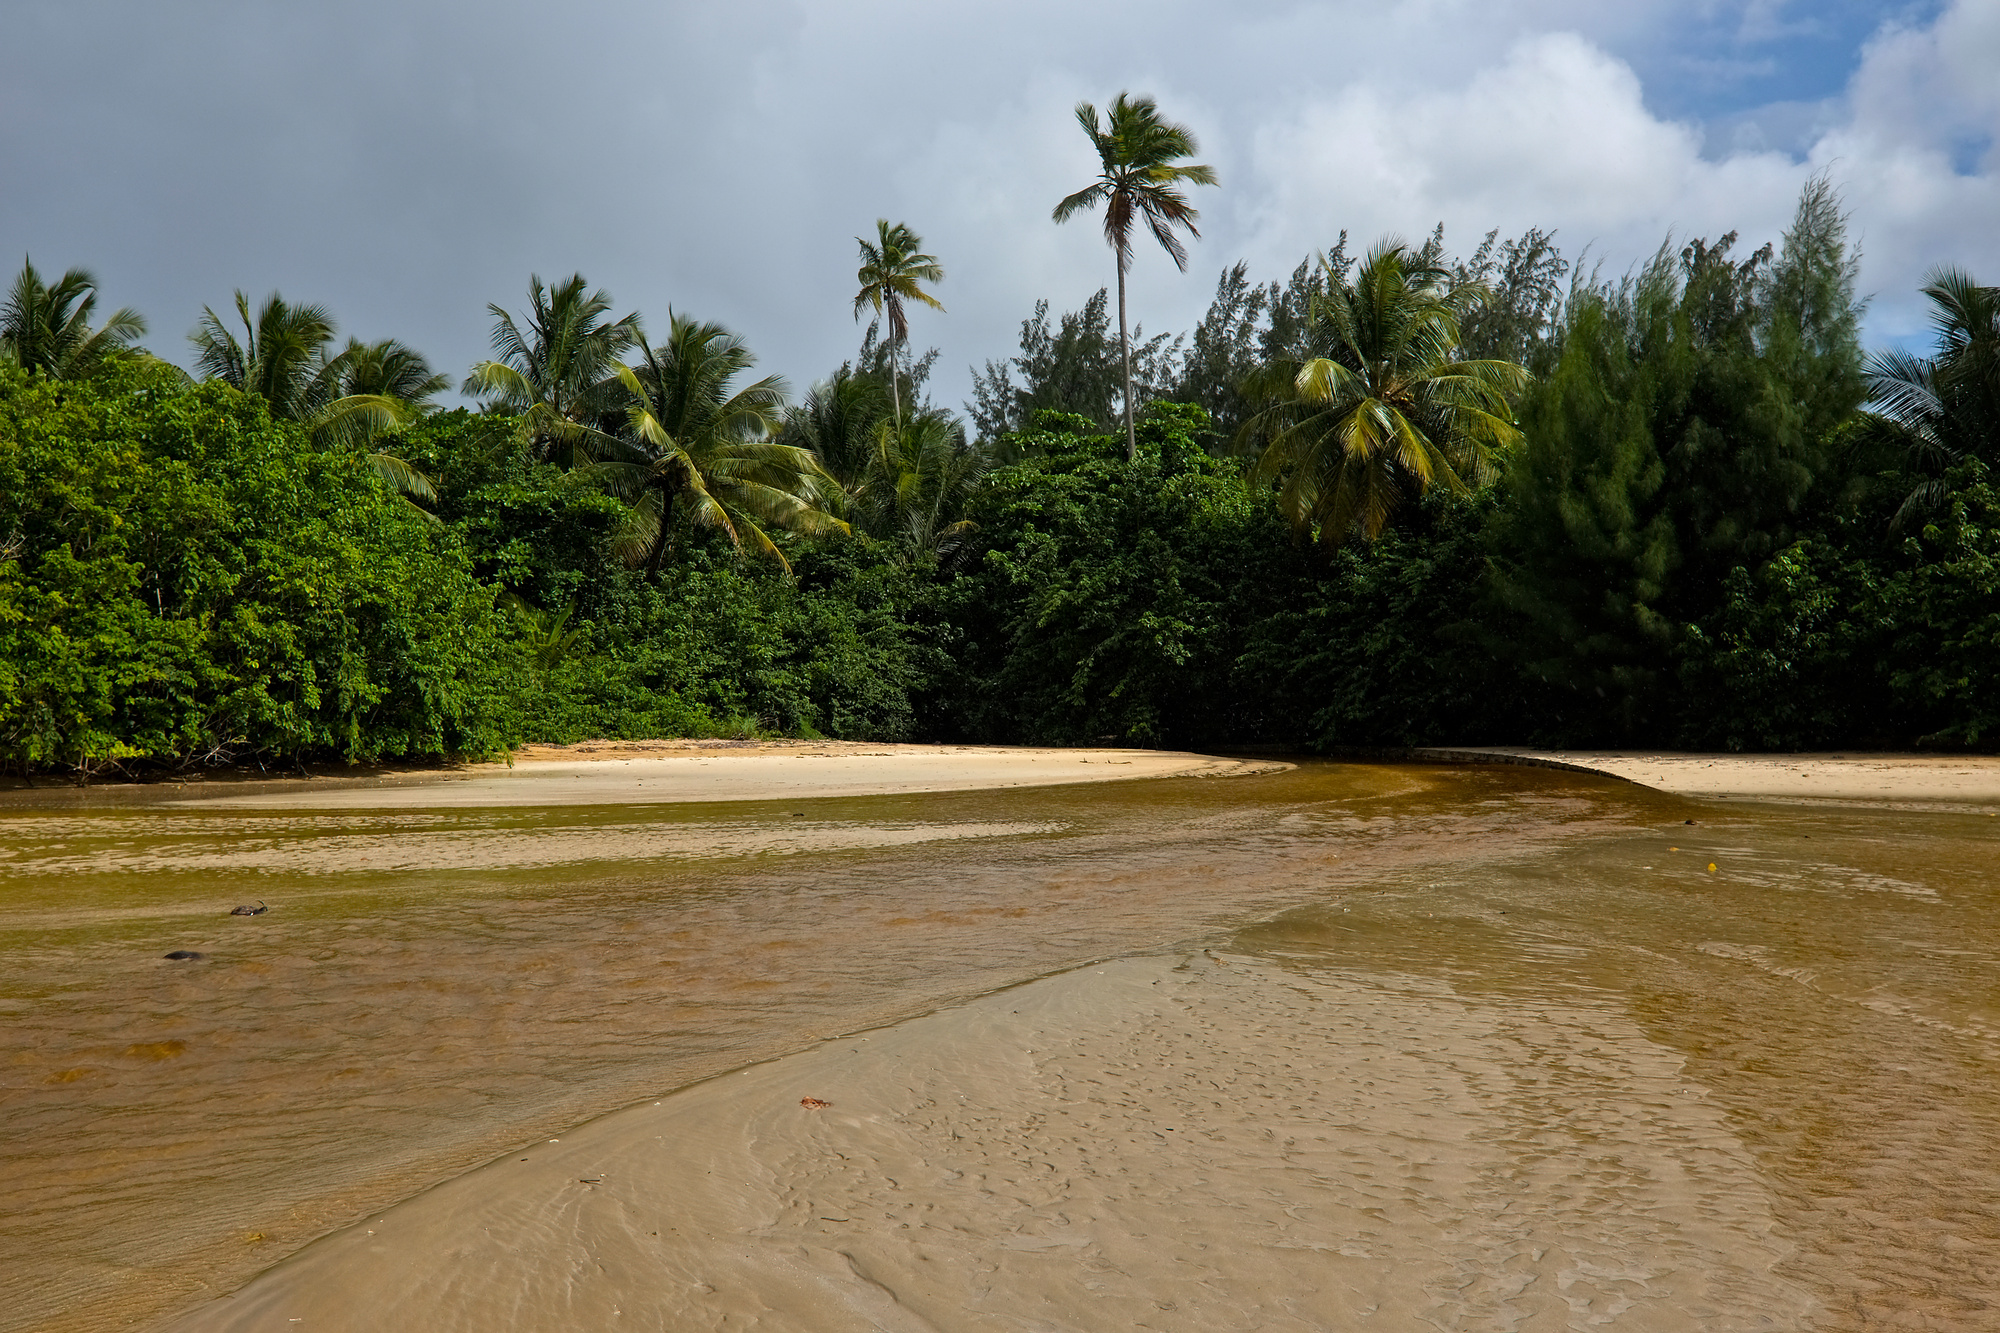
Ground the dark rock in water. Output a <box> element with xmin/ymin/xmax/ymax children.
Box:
<box><xmin>163</xmin><ymin>950</ymin><xmax>204</xmax><ymax>961</ymax></box>
<box><xmin>229</xmin><ymin>902</ymin><xmax>268</xmax><ymax>916</ymax></box>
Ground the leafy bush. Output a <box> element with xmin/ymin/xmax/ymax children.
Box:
<box><xmin>1883</xmin><ymin>461</ymin><xmax>2000</xmax><ymax>746</ymax></box>
<box><xmin>1241</xmin><ymin>490</ymin><xmax>1510</xmax><ymax>749</ymax></box>
<box><xmin>0</xmin><ymin>363</ymin><xmax>519</xmax><ymax>770</ymax></box>
<box><xmin>935</xmin><ymin>409</ymin><xmax>1261</xmax><ymax>745</ymax></box>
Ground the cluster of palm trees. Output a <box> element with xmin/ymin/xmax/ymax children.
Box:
<box><xmin>782</xmin><ymin>366</ymin><xmax>983</xmax><ymax>564</ymax></box>
<box><xmin>190</xmin><ymin>291</ymin><xmax>446</xmax><ymax>502</ymax></box>
<box><xmin>451</xmin><ymin>266</ymin><xmax>993</xmax><ymax>570</ymax></box>
<box><xmin>457</xmin><ymin>275</ymin><xmax>838</xmax><ymax>570</ymax></box>
<box><xmin>0</xmin><ymin>262</ymin><xmax>442</xmax><ymax>502</ymax></box>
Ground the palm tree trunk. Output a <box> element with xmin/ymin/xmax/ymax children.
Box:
<box><xmin>890</xmin><ymin>336</ymin><xmax>902</xmax><ymax>430</ymax></box>
<box><xmin>1117</xmin><ymin>260</ymin><xmax>1135</xmax><ymax>460</ymax></box>
<box><xmin>645</xmin><ymin>484</ymin><xmax>674</xmax><ymax>577</ymax></box>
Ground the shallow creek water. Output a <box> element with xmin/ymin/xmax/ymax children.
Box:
<box><xmin>2</xmin><ymin>763</ymin><xmax>1996</xmax><ymax>1330</ymax></box>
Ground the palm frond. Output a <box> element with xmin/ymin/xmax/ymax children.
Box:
<box><xmin>1052</xmin><ymin>182</ymin><xmax>1110</xmax><ymax>224</ymax></box>
<box><xmin>463</xmin><ymin>359</ymin><xmax>535</xmax><ymax>408</ymax></box>
<box><xmin>471</xmin><ymin>275</ymin><xmax>637</xmax><ymax>461</ymax></box>
<box><xmin>366</xmin><ymin>452</ymin><xmax>439</xmax><ymax>502</ymax></box>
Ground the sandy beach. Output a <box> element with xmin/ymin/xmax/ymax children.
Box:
<box><xmin>11</xmin><ymin>738</ymin><xmax>1997</xmax><ymax>814</ymax></box>
<box><xmin>0</xmin><ymin>740</ymin><xmax>1285</xmax><ymax>812</ymax></box>
<box><xmin>1416</xmin><ymin>746</ymin><xmax>2000</xmax><ymax>808</ymax></box>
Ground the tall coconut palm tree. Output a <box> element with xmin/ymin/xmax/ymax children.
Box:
<box><xmin>463</xmin><ymin>273</ymin><xmax>638</xmax><ymax>466</ymax></box>
<box><xmin>1865</xmin><ymin>265</ymin><xmax>2000</xmax><ymax>527</ymax></box>
<box><xmin>853</xmin><ymin>220</ymin><xmax>944</xmax><ymax>430</ymax></box>
<box><xmin>1053</xmin><ymin>93</ymin><xmax>1216</xmax><ymax>459</ymax></box>
<box><xmin>190</xmin><ymin>292</ymin><xmax>438</xmax><ymax>502</ymax></box>
<box><xmin>2</xmin><ymin>257</ymin><xmax>146</xmax><ymax>378</ymax></box>
<box><xmin>593</xmin><ymin>314</ymin><xmax>844</xmax><ymax>573</ymax></box>
<box><xmin>1238</xmin><ymin>241</ymin><xmax>1527</xmax><ymax>545</ymax></box>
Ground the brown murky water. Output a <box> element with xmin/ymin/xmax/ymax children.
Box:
<box><xmin>2</xmin><ymin>764</ymin><xmax>1996</xmax><ymax>1330</ymax></box>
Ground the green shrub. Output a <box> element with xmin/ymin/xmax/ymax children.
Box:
<box><xmin>0</xmin><ymin>363</ymin><xmax>518</xmax><ymax>770</ymax></box>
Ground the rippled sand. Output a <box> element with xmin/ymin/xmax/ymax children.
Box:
<box><xmin>166</xmin><ymin>952</ymin><xmax>1815</xmax><ymax>1331</ymax></box>
<box><xmin>7</xmin><ymin>758</ymin><xmax>2000</xmax><ymax>1332</ymax></box>
<box><xmin>1</xmin><ymin>764</ymin><xmax>1562</xmax><ymax>1331</ymax></box>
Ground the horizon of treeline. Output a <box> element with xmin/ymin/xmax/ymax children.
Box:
<box><xmin>2</xmin><ymin>179</ymin><xmax>1998</xmax><ymax>773</ymax></box>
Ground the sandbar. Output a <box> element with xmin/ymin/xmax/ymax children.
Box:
<box><xmin>1415</xmin><ymin>746</ymin><xmax>2000</xmax><ymax>807</ymax></box>
<box><xmin>10</xmin><ymin>739</ymin><xmax>1996</xmax><ymax>811</ymax></box>
<box><xmin>0</xmin><ymin>740</ymin><xmax>1286</xmax><ymax>811</ymax></box>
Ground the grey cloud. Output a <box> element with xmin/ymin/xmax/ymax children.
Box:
<box><xmin>3</xmin><ymin>0</ymin><xmax>1990</xmax><ymax>415</ymax></box>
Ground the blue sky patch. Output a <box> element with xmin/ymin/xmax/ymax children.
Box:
<box><xmin>1622</xmin><ymin>1</ymin><xmax>1945</xmax><ymax>123</ymax></box>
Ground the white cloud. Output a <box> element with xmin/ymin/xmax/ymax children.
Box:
<box><xmin>1816</xmin><ymin>0</ymin><xmax>2000</xmax><ymax>334</ymax></box>
<box><xmin>1225</xmin><ymin>2</ymin><xmax>1999</xmax><ymax>352</ymax></box>
<box><xmin>1241</xmin><ymin>32</ymin><xmax>1796</xmax><ymax>265</ymax></box>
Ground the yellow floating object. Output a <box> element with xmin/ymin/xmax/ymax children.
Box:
<box><xmin>1707</xmin><ymin>862</ymin><xmax>1718</xmax><ymax>873</ymax></box>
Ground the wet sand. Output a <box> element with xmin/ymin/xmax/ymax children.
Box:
<box><xmin>10</xmin><ymin>753</ymin><xmax>2000</xmax><ymax>1331</ymax></box>
<box><xmin>166</xmin><ymin>953</ymin><xmax>1813</xmax><ymax>1332</ymax></box>
<box><xmin>7</xmin><ymin>761</ymin><xmax>1591</xmax><ymax>1333</ymax></box>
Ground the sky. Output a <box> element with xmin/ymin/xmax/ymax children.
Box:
<box><xmin>4</xmin><ymin>0</ymin><xmax>1996</xmax><ymax>411</ymax></box>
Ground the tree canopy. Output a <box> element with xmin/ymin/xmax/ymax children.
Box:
<box><xmin>7</xmin><ymin>174</ymin><xmax>1999</xmax><ymax>772</ymax></box>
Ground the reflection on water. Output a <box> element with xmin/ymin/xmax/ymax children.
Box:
<box><xmin>2</xmin><ymin>764</ymin><xmax>1996</xmax><ymax>1331</ymax></box>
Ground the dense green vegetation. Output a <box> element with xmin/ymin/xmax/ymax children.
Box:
<box><xmin>4</xmin><ymin>144</ymin><xmax>1997</xmax><ymax>773</ymax></box>
<box><xmin>0</xmin><ymin>362</ymin><xmax>514</xmax><ymax>768</ymax></box>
